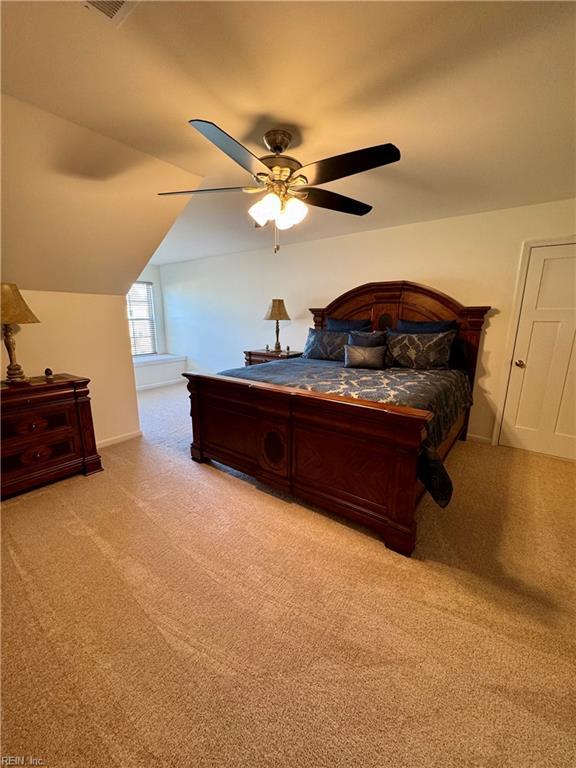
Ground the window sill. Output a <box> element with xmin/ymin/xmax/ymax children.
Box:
<box><xmin>132</xmin><ymin>354</ymin><xmax>186</xmax><ymax>368</ymax></box>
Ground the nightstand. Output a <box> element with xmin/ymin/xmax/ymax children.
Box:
<box><xmin>244</xmin><ymin>349</ymin><xmax>303</xmax><ymax>366</ymax></box>
<box><xmin>1</xmin><ymin>373</ymin><xmax>102</xmax><ymax>499</ymax></box>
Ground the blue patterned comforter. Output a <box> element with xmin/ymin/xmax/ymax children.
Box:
<box><xmin>218</xmin><ymin>358</ymin><xmax>471</xmax><ymax>506</ymax></box>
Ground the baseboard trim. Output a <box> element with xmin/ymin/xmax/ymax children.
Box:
<box><xmin>136</xmin><ymin>378</ymin><xmax>185</xmax><ymax>391</ymax></box>
<box><xmin>467</xmin><ymin>433</ymin><xmax>492</xmax><ymax>444</ymax></box>
<box><xmin>97</xmin><ymin>430</ymin><xmax>143</xmax><ymax>449</ymax></box>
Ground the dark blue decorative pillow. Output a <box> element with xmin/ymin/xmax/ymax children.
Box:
<box><xmin>396</xmin><ymin>319</ymin><xmax>458</xmax><ymax>333</ymax></box>
<box><xmin>348</xmin><ymin>331</ymin><xmax>388</xmax><ymax>348</ymax></box>
<box><xmin>387</xmin><ymin>331</ymin><xmax>457</xmax><ymax>369</ymax></box>
<box><xmin>344</xmin><ymin>345</ymin><xmax>386</xmax><ymax>370</ymax></box>
<box><xmin>326</xmin><ymin>317</ymin><xmax>372</xmax><ymax>332</ymax></box>
<box><xmin>302</xmin><ymin>329</ymin><xmax>348</xmax><ymax>361</ymax></box>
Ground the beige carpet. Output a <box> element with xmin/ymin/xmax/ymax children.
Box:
<box><xmin>2</xmin><ymin>383</ymin><xmax>575</xmax><ymax>767</ymax></box>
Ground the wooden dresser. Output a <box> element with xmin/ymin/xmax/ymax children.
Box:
<box><xmin>1</xmin><ymin>373</ymin><xmax>102</xmax><ymax>499</ymax></box>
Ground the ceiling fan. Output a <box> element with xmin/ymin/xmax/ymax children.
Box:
<box><xmin>159</xmin><ymin>120</ymin><xmax>400</xmax><ymax>239</ymax></box>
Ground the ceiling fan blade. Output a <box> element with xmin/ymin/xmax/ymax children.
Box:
<box><xmin>190</xmin><ymin>119</ymin><xmax>271</xmax><ymax>178</ymax></box>
<box><xmin>158</xmin><ymin>186</ymin><xmax>247</xmax><ymax>197</ymax></box>
<box><xmin>296</xmin><ymin>143</ymin><xmax>400</xmax><ymax>186</ymax></box>
<box><xmin>299</xmin><ymin>187</ymin><xmax>372</xmax><ymax>216</ymax></box>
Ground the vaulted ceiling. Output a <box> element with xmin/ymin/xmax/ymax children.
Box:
<box><xmin>1</xmin><ymin>95</ymin><xmax>197</xmax><ymax>294</ymax></box>
<box><xmin>2</xmin><ymin>1</ymin><xmax>575</xmax><ymax>268</ymax></box>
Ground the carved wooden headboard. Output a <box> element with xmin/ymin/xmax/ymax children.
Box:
<box><xmin>309</xmin><ymin>281</ymin><xmax>490</xmax><ymax>386</ymax></box>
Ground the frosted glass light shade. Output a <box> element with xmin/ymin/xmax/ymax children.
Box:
<box><xmin>248</xmin><ymin>201</ymin><xmax>269</xmax><ymax>227</ymax></box>
<box><xmin>248</xmin><ymin>193</ymin><xmax>281</xmax><ymax>226</ymax></box>
<box><xmin>275</xmin><ymin>209</ymin><xmax>294</xmax><ymax>230</ymax></box>
<box><xmin>276</xmin><ymin>197</ymin><xmax>308</xmax><ymax>230</ymax></box>
<box><xmin>284</xmin><ymin>197</ymin><xmax>308</xmax><ymax>225</ymax></box>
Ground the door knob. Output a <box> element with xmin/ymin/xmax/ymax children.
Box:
<box><xmin>514</xmin><ymin>360</ymin><xmax>526</xmax><ymax>368</ymax></box>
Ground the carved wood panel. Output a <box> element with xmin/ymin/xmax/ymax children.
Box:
<box><xmin>258</xmin><ymin>420</ymin><xmax>290</xmax><ymax>477</ymax></box>
<box><xmin>293</xmin><ymin>425</ymin><xmax>396</xmax><ymax>513</ymax></box>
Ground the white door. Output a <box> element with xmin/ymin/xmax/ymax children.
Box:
<box><xmin>500</xmin><ymin>241</ymin><xmax>576</xmax><ymax>460</ymax></box>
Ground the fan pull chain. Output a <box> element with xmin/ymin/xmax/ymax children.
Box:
<box><xmin>274</xmin><ymin>222</ymin><xmax>280</xmax><ymax>253</ymax></box>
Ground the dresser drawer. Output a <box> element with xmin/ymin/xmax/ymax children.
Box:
<box><xmin>1</xmin><ymin>383</ymin><xmax>79</xmax><ymax>411</ymax></box>
<box><xmin>1</xmin><ymin>433</ymin><xmax>82</xmax><ymax>477</ymax></box>
<box><xmin>2</xmin><ymin>402</ymin><xmax>79</xmax><ymax>443</ymax></box>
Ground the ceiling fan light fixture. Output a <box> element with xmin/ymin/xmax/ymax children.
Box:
<box><xmin>248</xmin><ymin>192</ymin><xmax>282</xmax><ymax>226</ymax></box>
<box><xmin>248</xmin><ymin>201</ymin><xmax>269</xmax><ymax>227</ymax></box>
<box><xmin>275</xmin><ymin>197</ymin><xmax>308</xmax><ymax>230</ymax></box>
<box><xmin>284</xmin><ymin>196</ymin><xmax>308</xmax><ymax>225</ymax></box>
<box><xmin>275</xmin><ymin>210</ymin><xmax>293</xmax><ymax>230</ymax></box>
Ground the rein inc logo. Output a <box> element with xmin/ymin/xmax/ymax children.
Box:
<box><xmin>0</xmin><ymin>759</ymin><xmax>45</xmax><ymax>766</ymax></box>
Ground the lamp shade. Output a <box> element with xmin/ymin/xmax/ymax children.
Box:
<box><xmin>1</xmin><ymin>284</ymin><xmax>40</xmax><ymax>325</ymax></box>
<box><xmin>264</xmin><ymin>299</ymin><xmax>290</xmax><ymax>321</ymax></box>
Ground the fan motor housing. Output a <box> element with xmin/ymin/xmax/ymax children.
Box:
<box><xmin>259</xmin><ymin>154</ymin><xmax>303</xmax><ymax>174</ymax></box>
<box><xmin>263</xmin><ymin>129</ymin><xmax>293</xmax><ymax>154</ymax></box>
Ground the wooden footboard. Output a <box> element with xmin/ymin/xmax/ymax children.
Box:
<box><xmin>184</xmin><ymin>372</ymin><xmax>436</xmax><ymax>556</ymax></box>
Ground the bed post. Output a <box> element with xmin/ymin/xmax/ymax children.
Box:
<box><xmin>459</xmin><ymin>306</ymin><xmax>491</xmax><ymax>440</ymax></box>
<box><xmin>185</xmin><ymin>375</ymin><xmax>206</xmax><ymax>462</ymax></box>
<box><xmin>309</xmin><ymin>308</ymin><xmax>326</xmax><ymax>329</ymax></box>
<box><xmin>378</xmin><ymin>447</ymin><xmax>419</xmax><ymax>556</ymax></box>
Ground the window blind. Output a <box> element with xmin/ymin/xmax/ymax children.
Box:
<box><xmin>126</xmin><ymin>282</ymin><xmax>157</xmax><ymax>356</ymax></box>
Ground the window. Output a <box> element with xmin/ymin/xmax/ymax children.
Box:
<box><xmin>126</xmin><ymin>282</ymin><xmax>157</xmax><ymax>356</ymax></box>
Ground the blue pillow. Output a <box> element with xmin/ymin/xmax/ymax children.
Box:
<box><xmin>302</xmin><ymin>329</ymin><xmax>348</xmax><ymax>361</ymax></box>
<box><xmin>387</xmin><ymin>331</ymin><xmax>457</xmax><ymax>369</ymax></box>
<box><xmin>396</xmin><ymin>319</ymin><xmax>458</xmax><ymax>333</ymax></box>
<box><xmin>348</xmin><ymin>331</ymin><xmax>388</xmax><ymax>348</ymax></box>
<box><xmin>326</xmin><ymin>317</ymin><xmax>372</xmax><ymax>332</ymax></box>
<box><xmin>344</xmin><ymin>345</ymin><xmax>386</xmax><ymax>370</ymax></box>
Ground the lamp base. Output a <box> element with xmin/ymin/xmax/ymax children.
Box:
<box><xmin>4</xmin><ymin>363</ymin><xmax>30</xmax><ymax>385</ymax></box>
<box><xmin>3</xmin><ymin>324</ymin><xmax>30</xmax><ymax>385</ymax></box>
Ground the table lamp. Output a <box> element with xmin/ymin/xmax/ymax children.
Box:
<box><xmin>1</xmin><ymin>283</ymin><xmax>39</xmax><ymax>384</ymax></box>
<box><xmin>264</xmin><ymin>299</ymin><xmax>290</xmax><ymax>352</ymax></box>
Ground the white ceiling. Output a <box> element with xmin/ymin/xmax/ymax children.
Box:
<box><xmin>2</xmin><ymin>1</ymin><xmax>575</xmax><ymax>266</ymax></box>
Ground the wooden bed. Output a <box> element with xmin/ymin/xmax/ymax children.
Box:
<box><xmin>183</xmin><ymin>281</ymin><xmax>490</xmax><ymax>556</ymax></box>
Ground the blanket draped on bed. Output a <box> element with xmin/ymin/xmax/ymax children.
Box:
<box><xmin>218</xmin><ymin>358</ymin><xmax>471</xmax><ymax>507</ymax></box>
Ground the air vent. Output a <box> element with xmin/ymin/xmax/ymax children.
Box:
<box><xmin>87</xmin><ymin>1</ymin><xmax>124</xmax><ymax>19</ymax></box>
<box><xmin>83</xmin><ymin>1</ymin><xmax>139</xmax><ymax>26</ymax></box>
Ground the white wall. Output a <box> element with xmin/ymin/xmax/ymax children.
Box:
<box><xmin>159</xmin><ymin>198</ymin><xmax>576</xmax><ymax>442</ymax></box>
<box><xmin>132</xmin><ymin>355</ymin><xmax>187</xmax><ymax>391</ymax></box>
<box><xmin>0</xmin><ymin>291</ymin><xmax>141</xmax><ymax>447</ymax></box>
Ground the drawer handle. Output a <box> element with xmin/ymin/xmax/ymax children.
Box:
<box><xmin>15</xmin><ymin>415</ymin><xmax>49</xmax><ymax>436</ymax></box>
<box><xmin>19</xmin><ymin>445</ymin><xmax>53</xmax><ymax>466</ymax></box>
